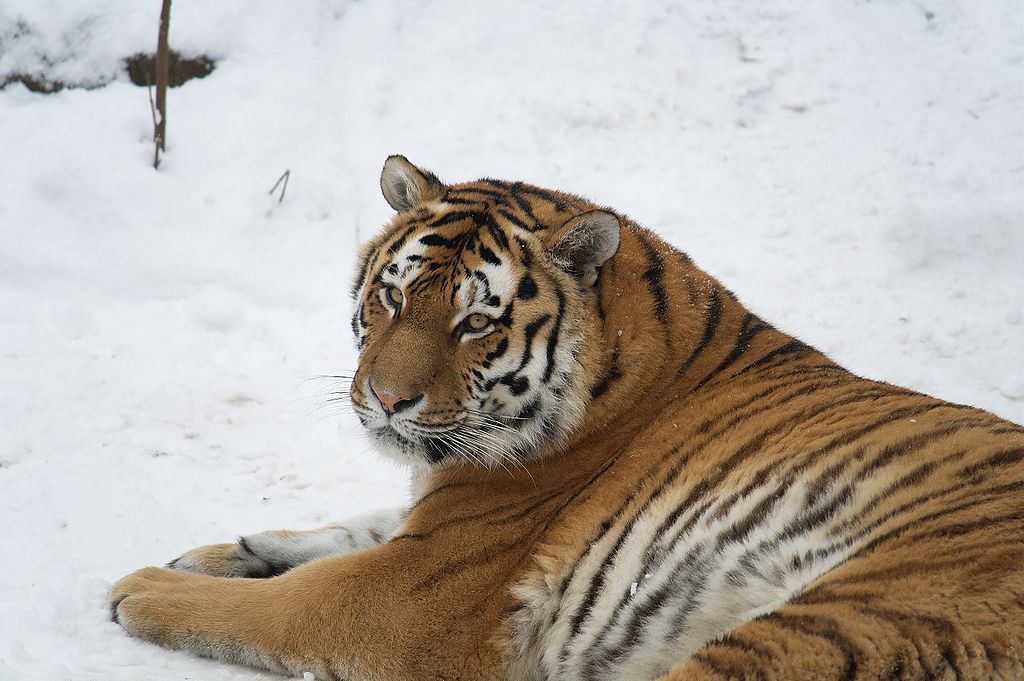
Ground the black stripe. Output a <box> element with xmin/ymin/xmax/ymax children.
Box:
<box><xmin>427</xmin><ymin>210</ymin><xmax>486</xmax><ymax>229</ymax></box>
<box><xmin>543</xmin><ymin>288</ymin><xmax>566</xmax><ymax>383</ymax></box>
<box><xmin>489</xmin><ymin>180</ymin><xmax>567</xmax><ymax>212</ymax></box>
<box><xmin>735</xmin><ymin>338</ymin><xmax>816</xmax><ymax>377</ymax></box>
<box><xmin>635</xmin><ymin>230</ymin><xmax>670</xmax><ymax>323</ymax></box>
<box><xmin>564</xmin><ymin>378</ymin><xmax>891</xmax><ymax>659</ymax></box>
<box><xmin>816</xmin><ymin>440</ymin><xmax>1017</xmax><ymax>560</ymax></box>
<box><xmin>551</xmin><ymin>370</ymin><xmax>855</xmax><ymax>628</ymax></box>
<box><xmin>622</xmin><ymin>394</ymin><xmax>946</xmax><ymax>614</ymax></box>
<box><xmin>486</xmin><ymin>221</ymin><xmax>511</xmax><ymax>249</ymax></box>
<box><xmin>676</xmin><ymin>287</ymin><xmax>723</xmax><ymax>378</ymax></box>
<box><xmin>502</xmin><ymin>375</ymin><xmax>529</xmax><ymax>395</ymax></box>
<box><xmin>590</xmin><ymin>362</ymin><xmax>622</xmax><ymax>399</ymax></box>
<box><xmin>485</xmin><ymin>315</ymin><xmax>550</xmax><ymax>391</ymax></box>
<box><xmin>517</xmin><ymin>275</ymin><xmax>538</xmax><ymax>300</ymax></box>
<box><xmin>419</xmin><ymin>232</ymin><xmax>462</xmax><ymax>248</ymax></box>
<box><xmin>761</xmin><ymin>612</ymin><xmax>859</xmax><ymax>680</ymax></box>
<box><xmin>386</xmin><ymin>224</ymin><xmax>419</xmax><ymax>255</ymax></box>
<box><xmin>440</xmin><ymin>196</ymin><xmax>483</xmax><ymax>205</ymax></box>
<box><xmin>692</xmin><ymin>313</ymin><xmax>771</xmax><ymax>391</ymax></box>
<box><xmin>517</xmin><ymin>237</ymin><xmax>534</xmax><ymax>267</ymax></box>
<box><xmin>958</xmin><ymin>447</ymin><xmax>1024</xmax><ymax>479</ymax></box>
<box><xmin>448</xmin><ymin>186</ymin><xmax>506</xmax><ymax>200</ymax></box>
<box><xmin>411</xmin><ymin>536</ymin><xmax>529</xmax><ymax>591</ymax></box>
<box><xmin>496</xmin><ymin>208</ymin><xmax>530</xmax><ymax>232</ymax></box>
<box><xmin>350</xmin><ymin>254</ymin><xmax>372</xmax><ymax>299</ymax></box>
<box><xmin>854</xmin><ymin>424</ymin><xmax>970</xmax><ymax>481</ymax></box>
<box><xmin>484</xmin><ymin>337</ymin><xmax>509</xmax><ymax>363</ymax></box>
<box><xmin>478</xmin><ymin>244</ymin><xmax>501</xmax><ymax>265</ymax></box>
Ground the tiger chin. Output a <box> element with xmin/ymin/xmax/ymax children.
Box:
<box><xmin>112</xmin><ymin>156</ymin><xmax>1024</xmax><ymax>681</ymax></box>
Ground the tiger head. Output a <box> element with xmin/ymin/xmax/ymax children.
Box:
<box><xmin>349</xmin><ymin>156</ymin><xmax>620</xmax><ymax>469</ymax></box>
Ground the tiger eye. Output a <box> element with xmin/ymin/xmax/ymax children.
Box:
<box><xmin>385</xmin><ymin>286</ymin><xmax>404</xmax><ymax>307</ymax></box>
<box><xmin>465</xmin><ymin>313</ymin><xmax>491</xmax><ymax>331</ymax></box>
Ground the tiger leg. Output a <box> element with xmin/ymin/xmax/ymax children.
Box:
<box><xmin>656</xmin><ymin>520</ymin><xmax>1024</xmax><ymax>680</ymax></box>
<box><xmin>111</xmin><ymin>539</ymin><xmax>499</xmax><ymax>681</ymax></box>
<box><xmin>111</xmin><ymin>554</ymin><xmax>385</xmax><ymax>679</ymax></box>
<box><xmin>168</xmin><ymin>507</ymin><xmax>404</xmax><ymax>578</ymax></box>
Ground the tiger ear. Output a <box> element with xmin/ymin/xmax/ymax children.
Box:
<box><xmin>549</xmin><ymin>210</ymin><xmax>621</xmax><ymax>287</ymax></box>
<box><xmin>380</xmin><ymin>155</ymin><xmax>446</xmax><ymax>212</ymax></box>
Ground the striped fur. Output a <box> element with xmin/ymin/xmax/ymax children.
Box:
<box><xmin>111</xmin><ymin>158</ymin><xmax>1024</xmax><ymax>681</ymax></box>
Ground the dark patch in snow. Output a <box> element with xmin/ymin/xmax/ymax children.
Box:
<box><xmin>124</xmin><ymin>52</ymin><xmax>217</xmax><ymax>87</ymax></box>
<box><xmin>0</xmin><ymin>51</ymin><xmax>216</xmax><ymax>94</ymax></box>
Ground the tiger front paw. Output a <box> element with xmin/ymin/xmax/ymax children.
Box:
<box><xmin>110</xmin><ymin>566</ymin><xmax>204</xmax><ymax>648</ymax></box>
<box><xmin>167</xmin><ymin>537</ymin><xmax>289</xmax><ymax>578</ymax></box>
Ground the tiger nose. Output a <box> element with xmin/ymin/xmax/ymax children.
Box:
<box><xmin>370</xmin><ymin>382</ymin><xmax>424</xmax><ymax>415</ymax></box>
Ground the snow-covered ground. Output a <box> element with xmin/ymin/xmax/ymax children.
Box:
<box><xmin>0</xmin><ymin>1</ymin><xmax>1021</xmax><ymax>679</ymax></box>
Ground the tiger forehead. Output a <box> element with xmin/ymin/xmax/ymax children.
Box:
<box><xmin>372</xmin><ymin>215</ymin><xmax>528</xmax><ymax>310</ymax></box>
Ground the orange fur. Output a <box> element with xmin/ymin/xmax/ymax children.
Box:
<box><xmin>111</xmin><ymin>158</ymin><xmax>1024</xmax><ymax>681</ymax></box>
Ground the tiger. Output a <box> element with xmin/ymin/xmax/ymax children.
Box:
<box><xmin>110</xmin><ymin>156</ymin><xmax>1024</xmax><ymax>681</ymax></box>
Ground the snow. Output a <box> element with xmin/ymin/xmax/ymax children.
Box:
<box><xmin>0</xmin><ymin>1</ymin><xmax>1021</xmax><ymax>679</ymax></box>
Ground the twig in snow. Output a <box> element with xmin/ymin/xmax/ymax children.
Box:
<box><xmin>145</xmin><ymin>76</ymin><xmax>158</xmax><ymax>132</ymax></box>
<box><xmin>270</xmin><ymin>170</ymin><xmax>291</xmax><ymax>204</ymax></box>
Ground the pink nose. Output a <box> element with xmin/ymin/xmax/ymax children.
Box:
<box><xmin>370</xmin><ymin>383</ymin><xmax>423</xmax><ymax>415</ymax></box>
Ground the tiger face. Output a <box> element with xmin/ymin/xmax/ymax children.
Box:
<box><xmin>349</xmin><ymin>156</ymin><xmax>620</xmax><ymax>468</ymax></box>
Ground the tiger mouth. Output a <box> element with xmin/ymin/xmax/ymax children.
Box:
<box><xmin>367</xmin><ymin>414</ymin><xmax>524</xmax><ymax>467</ymax></box>
<box><xmin>367</xmin><ymin>423</ymin><xmax>463</xmax><ymax>465</ymax></box>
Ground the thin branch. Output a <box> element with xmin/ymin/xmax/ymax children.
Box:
<box><xmin>153</xmin><ymin>0</ymin><xmax>172</xmax><ymax>169</ymax></box>
<box><xmin>145</xmin><ymin>76</ymin><xmax>157</xmax><ymax>132</ymax></box>
<box><xmin>269</xmin><ymin>169</ymin><xmax>291</xmax><ymax>204</ymax></box>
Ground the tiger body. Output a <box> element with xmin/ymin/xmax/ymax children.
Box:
<box><xmin>111</xmin><ymin>158</ymin><xmax>1024</xmax><ymax>681</ymax></box>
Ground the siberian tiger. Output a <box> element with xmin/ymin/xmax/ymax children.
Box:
<box><xmin>111</xmin><ymin>156</ymin><xmax>1024</xmax><ymax>681</ymax></box>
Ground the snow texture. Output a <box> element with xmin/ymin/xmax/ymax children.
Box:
<box><xmin>0</xmin><ymin>1</ymin><xmax>1021</xmax><ymax>679</ymax></box>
